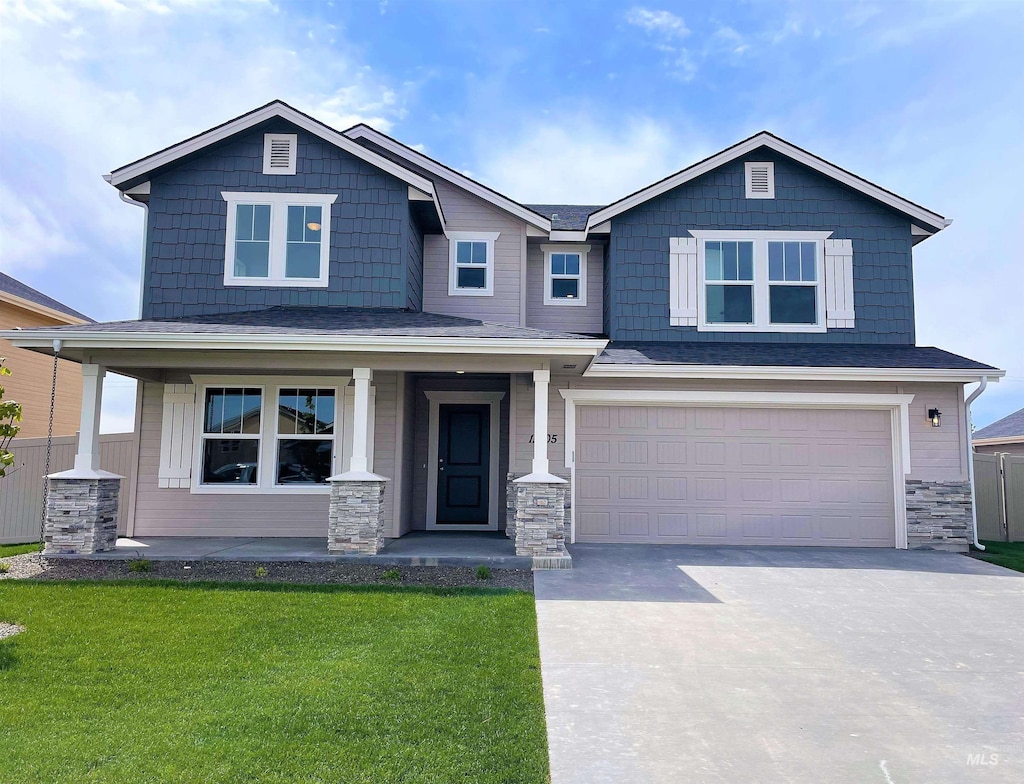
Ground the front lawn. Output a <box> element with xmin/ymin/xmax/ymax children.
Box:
<box><xmin>973</xmin><ymin>540</ymin><xmax>1024</xmax><ymax>574</ymax></box>
<box><xmin>0</xmin><ymin>581</ymin><xmax>549</xmax><ymax>783</ymax></box>
<box><xmin>0</xmin><ymin>542</ymin><xmax>39</xmax><ymax>558</ymax></box>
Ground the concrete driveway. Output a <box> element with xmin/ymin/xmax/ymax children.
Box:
<box><xmin>535</xmin><ymin>545</ymin><xmax>1024</xmax><ymax>784</ymax></box>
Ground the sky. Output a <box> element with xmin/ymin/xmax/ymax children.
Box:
<box><xmin>1</xmin><ymin>0</ymin><xmax>1022</xmax><ymax>431</ymax></box>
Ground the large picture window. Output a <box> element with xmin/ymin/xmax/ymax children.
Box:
<box><xmin>691</xmin><ymin>230</ymin><xmax>830</xmax><ymax>333</ymax></box>
<box><xmin>193</xmin><ymin>378</ymin><xmax>347</xmax><ymax>493</ymax></box>
<box><xmin>222</xmin><ymin>192</ymin><xmax>337</xmax><ymax>287</ymax></box>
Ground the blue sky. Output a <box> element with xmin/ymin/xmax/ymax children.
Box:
<box><xmin>1</xmin><ymin>0</ymin><xmax>1022</xmax><ymax>430</ymax></box>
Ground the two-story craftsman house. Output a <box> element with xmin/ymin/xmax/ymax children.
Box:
<box><xmin>5</xmin><ymin>101</ymin><xmax>1002</xmax><ymax>564</ymax></box>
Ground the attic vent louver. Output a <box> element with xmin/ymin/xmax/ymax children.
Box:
<box><xmin>263</xmin><ymin>133</ymin><xmax>297</xmax><ymax>175</ymax></box>
<box><xmin>744</xmin><ymin>161</ymin><xmax>775</xmax><ymax>199</ymax></box>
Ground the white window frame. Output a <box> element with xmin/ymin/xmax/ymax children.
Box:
<box><xmin>542</xmin><ymin>243</ymin><xmax>590</xmax><ymax>307</ymax></box>
<box><xmin>222</xmin><ymin>191</ymin><xmax>337</xmax><ymax>288</ymax></box>
<box><xmin>447</xmin><ymin>231</ymin><xmax>499</xmax><ymax>296</ymax></box>
<box><xmin>191</xmin><ymin>375</ymin><xmax>349</xmax><ymax>494</ymax></box>
<box><xmin>691</xmin><ymin>230</ymin><xmax>831</xmax><ymax>333</ymax></box>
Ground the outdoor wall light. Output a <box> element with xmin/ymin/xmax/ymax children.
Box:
<box><xmin>928</xmin><ymin>408</ymin><xmax>942</xmax><ymax>427</ymax></box>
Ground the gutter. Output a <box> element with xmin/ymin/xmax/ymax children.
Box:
<box><xmin>118</xmin><ymin>189</ymin><xmax>148</xmax><ymax>319</ymax></box>
<box><xmin>965</xmin><ymin>376</ymin><xmax>989</xmax><ymax>551</ymax></box>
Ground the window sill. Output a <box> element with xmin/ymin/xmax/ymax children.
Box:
<box><xmin>696</xmin><ymin>322</ymin><xmax>828</xmax><ymax>334</ymax></box>
<box><xmin>447</xmin><ymin>288</ymin><xmax>494</xmax><ymax>297</ymax></box>
<box><xmin>544</xmin><ymin>297</ymin><xmax>588</xmax><ymax>307</ymax></box>
<box><xmin>224</xmin><ymin>277</ymin><xmax>330</xmax><ymax>288</ymax></box>
<box><xmin>190</xmin><ymin>484</ymin><xmax>333</xmax><ymax>495</ymax></box>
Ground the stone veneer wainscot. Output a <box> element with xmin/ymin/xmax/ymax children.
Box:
<box><xmin>328</xmin><ymin>479</ymin><xmax>388</xmax><ymax>555</ymax></box>
<box><xmin>44</xmin><ymin>477</ymin><xmax>121</xmax><ymax>555</ymax></box>
<box><xmin>905</xmin><ymin>479</ymin><xmax>973</xmax><ymax>551</ymax></box>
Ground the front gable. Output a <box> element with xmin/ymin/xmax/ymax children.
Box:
<box><xmin>607</xmin><ymin>147</ymin><xmax>918</xmax><ymax>344</ymax></box>
<box><xmin>143</xmin><ymin>120</ymin><xmax>420</xmax><ymax>318</ymax></box>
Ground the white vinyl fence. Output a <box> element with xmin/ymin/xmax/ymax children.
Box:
<box><xmin>0</xmin><ymin>433</ymin><xmax>138</xmax><ymax>544</ymax></box>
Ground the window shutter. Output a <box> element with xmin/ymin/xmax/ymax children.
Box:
<box><xmin>262</xmin><ymin>133</ymin><xmax>297</xmax><ymax>175</ymax></box>
<box><xmin>158</xmin><ymin>383</ymin><xmax>196</xmax><ymax>488</ymax></box>
<box><xmin>824</xmin><ymin>239</ymin><xmax>855</xmax><ymax>328</ymax></box>
<box><xmin>669</xmin><ymin>236</ymin><xmax>698</xmax><ymax>326</ymax></box>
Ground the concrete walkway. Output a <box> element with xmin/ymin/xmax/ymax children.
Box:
<box><xmin>535</xmin><ymin>545</ymin><xmax>1024</xmax><ymax>784</ymax></box>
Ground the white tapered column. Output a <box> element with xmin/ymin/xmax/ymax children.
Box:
<box><xmin>74</xmin><ymin>364</ymin><xmax>104</xmax><ymax>473</ymax></box>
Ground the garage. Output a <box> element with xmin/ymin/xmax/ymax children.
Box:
<box><xmin>573</xmin><ymin>405</ymin><xmax>896</xmax><ymax>546</ymax></box>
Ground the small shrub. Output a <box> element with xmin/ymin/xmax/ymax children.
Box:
<box><xmin>0</xmin><ymin>562</ymin><xmax>9</xmax><ymax>574</ymax></box>
<box><xmin>127</xmin><ymin>559</ymin><xmax>151</xmax><ymax>573</ymax></box>
<box><xmin>475</xmin><ymin>565</ymin><xmax>492</xmax><ymax>580</ymax></box>
<box><xmin>254</xmin><ymin>566</ymin><xmax>268</xmax><ymax>578</ymax></box>
<box><xmin>381</xmin><ymin>568</ymin><xmax>401</xmax><ymax>581</ymax></box>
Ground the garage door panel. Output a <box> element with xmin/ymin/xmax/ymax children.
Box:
<box><xmin>574</xmin><ymin>406</ymin><xmax>895</xmax><ymax>547</ymax></box>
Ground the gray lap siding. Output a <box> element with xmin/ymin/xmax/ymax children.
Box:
<box><xmin>142</xmin><ymin>121</ymin><xmax>414</xmax><ymax>319</ymax></box>
<box><xmin>608</xmin><ymin>149</ymin><xmax>917</xmax><ymax>343</ymax></box>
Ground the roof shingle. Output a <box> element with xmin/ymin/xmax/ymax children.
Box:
<box><xmin>974</xmin><ymin>407</ymin><xmax>1024</xmax><ymax>440</ymax></box>
<box><xmin>0</xmin><ymin>273</ymin><xmax>93</xmax><ymax>323</ymax></box>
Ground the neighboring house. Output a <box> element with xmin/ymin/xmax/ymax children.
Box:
<box><xmin>0</xmin><ymin>273</ymin><xmax>93</xmax><ymax>438</ymax></box>
<box><xmin>973</xmin><ymin>407</ymin><xmax>1024</xmax><ymax>456</ymax></box>
<box><xmin>2</xmin><ymin>100</ymin><xmax>1004</xmax><ymax>560</ymax></box>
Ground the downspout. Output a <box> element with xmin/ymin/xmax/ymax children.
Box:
<box><xmin>118</xmin><ymin>190</ymin><xmax>148</xmax><ymax>319</ymax></box>
<box><xmin>965</xmin><ymin>376</ymin><xmax>988</xmax><ymax>550</ymax></box>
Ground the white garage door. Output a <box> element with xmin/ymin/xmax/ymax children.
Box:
<box><xmin>574</xmin><ymin>406</ymin><xmax>895</xmax><ymax>547</ymax></box>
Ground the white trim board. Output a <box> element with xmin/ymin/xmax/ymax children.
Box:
<box><xmin>107</xmin><ymin>101</ymin><xmax>436</xmax><ymax>196</ymax></box>
<box><xmin>424</xmin><ymin>391</ymin><xmax>505</xmax><ymax>531</ymax></box>
<box><xmin>585</xmin><ymin>131</ymin><xmax>949</xmax><ymax>235</ymax></box>
<box><xmin>344</xmin><ymin>124</ymin><xmax>552</xmax><ymax>232</ymax></box>
<box><xmin>584</xmin><ymin>364</ymin><xmax>1002</xmax><ymax>383</ymax></box>
<box><xmin>558</xmin><ymin>388</ymin><xmax>915</xmax><ymax>549</ymax></box>
<box><xmin>973</xmin><ymin>435</ymin><xmax>1024</xmax><ymax>447</ymax></box>
<box><xmin>0</xmin><ymin>290</ymin><xmax>92</xmax><ymax>326</ymax></box>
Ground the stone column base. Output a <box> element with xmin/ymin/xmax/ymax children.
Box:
<box><xmin>328</xmin><ymin>479</ymin><xmax>388</xmax><ymax>555</ymax></box>
<box><xmin>44</xmin><ymin>477</ymin><xmax>121</xmax><ymax>555</ymax></box>
<box><xmin>906</xmin><ymin>479</ymin><xmax>973</xmax><ymax>551</ymax></box>
<box><xmin>513</xmin><ymin>481</ymin><xmax>567</xmax><ymax>558</ymax></box>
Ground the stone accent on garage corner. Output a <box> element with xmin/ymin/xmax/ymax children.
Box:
<box><xmin>328</xmin><ymin>479</ymin><xmax>388</xmax><ymax>555</ymax></box>
<box><xmin>905</xmin><ymin>479</ymin><xmax>973</xmax><ymax>551</ymax></box>
<box><xmin>513</xmin><ymin>481</ymin><xmax>571</xmax><ymax>568</ymax></box>
<box><xmin>44</xmin><ymin>478</ymin><xmax>121</xmax><ymax>555</ymax></box>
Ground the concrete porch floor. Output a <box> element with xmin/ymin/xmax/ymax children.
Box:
<box><xmin>52</xmin><ymin>531</ymin><xmax>538</xmax><ymax>569</ymax></box>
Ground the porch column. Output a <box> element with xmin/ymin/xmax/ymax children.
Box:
<box><xmin>44</xmin><ymin>363</ymin><xmax>124</xmax><ymax>555</ymax></box>
<box><xmin>513</xmin><ymin>369</ymin><xmax>570</xmax><ymax>567</ymax></box>
<box><xmin>327</xmin><ymin>368</ymin><xmax>389</xmax><ymax>555</ymax></box>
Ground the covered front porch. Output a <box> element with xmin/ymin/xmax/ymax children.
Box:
<box><xmin>18</xmin><ymin>309</ymin><xmax>606</xmax><ymax>569</ymax></box>
<box><xmin>47</xmin><ymin>531</ymin><xmax>537</xmax><ymax>568</ymax></box>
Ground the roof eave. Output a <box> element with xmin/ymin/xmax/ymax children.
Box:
<box><xmin>584</xmin><ymin>131</ymin><xmax>948</xmax><ymax>235</ymax></box>
<box><xmin>584</xmin><ymin>363</ymin><xmax>1003</xmax><ymax>383</ymax></box>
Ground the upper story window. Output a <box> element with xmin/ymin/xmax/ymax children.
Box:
<box><xmin>542</xmin><ymin>244</ymin><xmax>590</xmax><ymax>307</ymax></box>
<box><xmin>691</xmin><ymin>230</ymin><xmax>831</xmax><ymax>333</ymax></box>
<box><xmin>448</xmin><ymin>231</ymin><xmax>499</xmax><ymax>296</ymax></box>
<box><xmin>222</xmin><ymin>192</ymin><xmax>337</xmax><ymax>288</ymax></box>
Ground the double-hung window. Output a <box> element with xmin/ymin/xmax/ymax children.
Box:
<box><xmin>194</xmin><ymin>378</ymin><xmax>344</xmax><ymax>493</ymax></box>
<box><xmin>692</xmin><ymin>230</ymin><xmax>830</xmax><ymax>332</ymax></box>
<box><xmin>542</xmin><ymin>244</ymin><xmax>590</xmax><ymax>306</ymax></box>
<box><xmin>448</xmin><ymin>232</ymin><xmax>499</xmax><ymax>296</ymax></box>
<box><xmin>222</xmin><ymin>192</ymin><xmax>337</xmax><ymax>287</ymax></box>
<box><xmin>200</xmin><ymin>387</ymin><xmax>263</xmax><ymax>486</ymax></box>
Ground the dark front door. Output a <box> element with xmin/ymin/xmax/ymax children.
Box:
<box><xmin>436</xmin><ymin>404</ymin><xmax>490</xmax><ymax>524</ymax></box>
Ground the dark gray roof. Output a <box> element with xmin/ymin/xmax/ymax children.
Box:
<box><xmin>524</xmin><ymin>204</ymin><xmax>604</xmax><ymax>231</ymax></box>
<box><xmin>974</xmin><ymin>407</ymin><xmax>1024</xmax><ymax>441</ymax></box>
<box><xmin>31</xmin><ymin>306</ymin><xmax>594</xmax><ymax>340</ymax></box>
<box><xmin>595</xmin><ymin>342</ymin><xmax>998</xmax><ymax>371</ymax></box>
<box><xmin>0</xmin><ymin>273</ymin><xmax>93</xmax><ymax>322</ymax></box>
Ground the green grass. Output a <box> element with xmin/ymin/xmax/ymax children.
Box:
<box><xmin>973</xmin><ymin>540</ymin><xmax>1024</xmax><ymax>574</ymax></box>
<box><xmin>0</xmin><ymin>542</ymin><xmax>39</xmax><ymax>558</ymax></box>
<box><xmin>0</xmin><ymin>581</ymin><xmax>549</xmax><ymax>783</ymax></box>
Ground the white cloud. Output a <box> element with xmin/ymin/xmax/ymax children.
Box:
<box><xmin>476</xmin><ymin>116</ymin><xmax>709</xmax><ymax>205</ymax></box>
<box><xmin>626</xmin><ymin>7</ymin><xmax>690</xmax><ymax>38</ymax></box>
